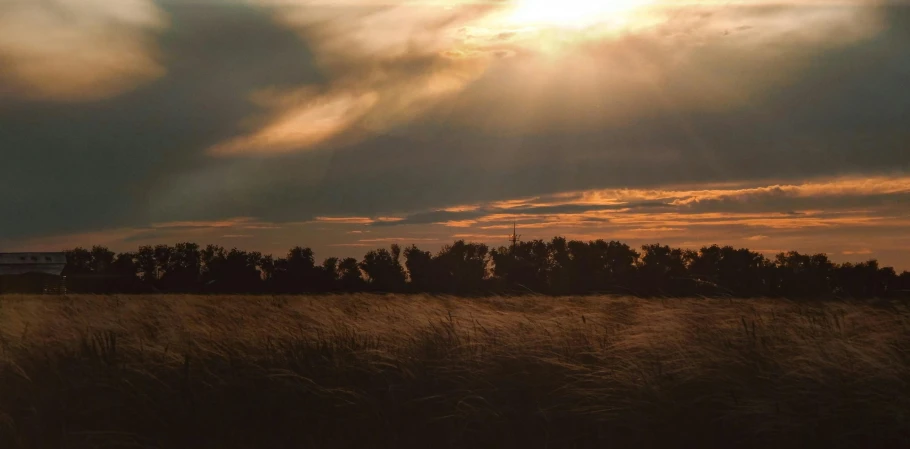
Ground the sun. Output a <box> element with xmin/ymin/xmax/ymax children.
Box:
<box><xmin>505</xmin><ymin>0</ymin><xmax>654</xmax><ymax>29</ymax></box>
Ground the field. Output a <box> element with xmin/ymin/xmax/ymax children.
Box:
<box><xmin>1</xmin><ymin>295</ymin><xmax>909</xmax><ymax>449</ymax></box>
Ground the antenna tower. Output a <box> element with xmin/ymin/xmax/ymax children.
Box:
<box><xmin>509</xmin><ymin>221</ymin><xmax>521</xmax><ymax>249</ymax></box>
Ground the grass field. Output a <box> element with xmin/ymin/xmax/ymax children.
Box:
<box><xmin>1</xmin><ymin>295</ymin><xmax>908</xmax><ymax>449</ymax></box>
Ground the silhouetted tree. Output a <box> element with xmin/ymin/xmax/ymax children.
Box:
<box><xmin>550</xmin><ymin>239</ymin><xmax>605</xmax><ymax>293</ymax></box>
<box><xmin>64</xmin><ymin>247</ymin><xmax>144</xmax><ymax>293</ymax></box>
<box><xmin>688</xmin><ymin>245</ymin><xmax>771</xmax><ymax>297</ymax></box>
<box><xmin>638</xmin><ymin>244</ymin><xmax>691</xmax><ymax>295</ymax></box>
<box><xmin>490</xmin><ymin>239</ymin><xmax>550</xmax><ymax>292</ymax></box>
<box><xmin>599</xmin><ymin>240</ymin><xmax>640</xmax><ymax>292</ymax></box>
<box><xmin>111</xmin><ymin>252</ymin><xmax>139</xmax><ymax>277</ymax></box>
<box><xmin>160</xmin><ymin>243</ymin><xmax>202</xmax><ymax>292</ymax></box>
<box><xmin>63</xmin><ymin>248</ymin><xmax>93</xmax><ymax>275</ymax></box>
<box><xmin>773</xmin><ymin>251</ymin><xmax>835</xmax><ymax>298</ymax></box>
<box><xmin>259</xmin><ymin>255</ymin><xmax>276</xmax><ymax>282</ymax></box>
<box><xmin>201</xmin><ymin>245</ymin><xmax>263</xmax><ymax>293</ymax></box>
<box><xmin>290</xmin><ymin>246</ymin><xmax>322</xmax><ymax>292</ymax></box>
<box><xmin>288</xmin><ymin>246</ymin><xmax>315</xmax><ymax>270</ymax></box>
<box><xmin>338</xmin><ymin>257</ymin><xmax>366</xmax><ymax>291</ymax></box>
<box><xmin>404</xmin><ymin>245</ymin><xmax>436</xmax><ymax>292</ymax></box>
<box><xmin>58</xmin><ymin>237</ymin><xmax>908</xmax><ymax>298</ymax></box>
<box><xmin>835</xmin><ymin>260</ymin><xmax>896</xmax><ymax>299</ymax></box>
<box><xmin>318</xmin><ymin>258</ymin><xmax>341</xmax><ymax>292</ymax></box>
<box><xmin>89</xmin><ymin>246</ymin><xmax>116</xmax><ymax>274</ymax></box>
<box><xmin>153</xmin><ymin>245</ymin><xmax>172</xmax><ymax>277</ymax></box>
<box><xmin>265</xmin><ymin>247</ymin><xmax>321</xmax><ymax>293</ymax></box>
<box><xmin>897</xmin><ymin>271</ymin><xmax>910</xmax><ymax>294</ymax></box>
<box><xmin>434</xmin><ymin>241</ymin><xmax>489</xmax><ymax>293</ymax></box>
<box><xmin>136</xmin><ymin>246</ymin><xmax>158</xmax><ymax>284</ymax></box>
<box><xmin>547</xmin><ymin>237</ymin><xmax>574</xmax><ymax>294</ymax></box>
<box><xmin>360</xmin><ymin>245</ymin><xmax>406</xmax><ymax>292</ymax></box>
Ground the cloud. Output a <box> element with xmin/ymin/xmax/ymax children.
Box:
<box><xmin>10</xmin><ymin>172</ymin><xmax>910</xmax><ymax>269</ymax></box>
<box><xmin>629</xmin><ymin>227</ymin><xmax>686</xmax><ymax>233</ymax></box>
<box><xmin>0</xmin><ymin>216</ymin><xmax>282</xmax><ymax>251</ymax></box>
<box><xmin>363</xmin><ymin>175</ymin><xmax>910</xmax><ymax>232</ymax></box>
<box><xmin>307</xmin><ymin>175</ymin><xmax>910</xmax><ymax>263</ymax></box>
<box><xmin>843</xmin><ymin>249</ymin><xmax>874</xmax><ymax>255</ymax></box>
<box><xmin>0</xmin><ymin>0</ymin><xmax>167</xmax><ymax>101</ymax></box>
<box><xmin>151</xmin><ymin>217</ymin><xmax>267</xmax><ymax>229</ymax></box>
<box><xmin>210</xmin><ymin>0</ymin><xmax>886</xmax><ymax>155</ymax></box>
<box><xmin>0</xmin><ymin>3</ymin><xmax>325</xmax><ymax>240</ymax></box>
<box><xmin>370</xmin><ymin>209</ymin><xmax>483</xmax><ymax>227</ymax></box>
<box><xmin>206</xmin><ymin>0</ymin><xmax>499</xmax><ymax>156</ymax></box>
<box><xmin>437</xmin><ymin>0</ymin><xmax>886</xmax><ymax>132</ymax></box>
<box><xmin>366</xmin><ymin>201</ymin><xmax>668</xmax><ymax>228</ymax></box>
<box><xmin>315</xmin><ymin>217</ymin><xmax>375</xmax><ymax>225</ymax></box>
<box><xmin>441</xmin><ymin>220</ymin><xmax>478</xmax><ymax>227</ymax></box>
<box><xmin>208</xmin><ymin>88</ymin><xmax>380</xmax><ymax>156</ymax></box>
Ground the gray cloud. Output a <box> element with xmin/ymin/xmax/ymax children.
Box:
<box><xmin>1</xmin><ymin>2</ymin><xmax>324</xmax><ymax>238</ymax></box>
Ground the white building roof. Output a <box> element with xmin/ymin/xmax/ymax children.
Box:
<box><xmin>0</xmin><ymin>252</ymin><xmax>67</xmax><ymax>276</ymax></box>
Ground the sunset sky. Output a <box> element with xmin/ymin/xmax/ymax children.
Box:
<box><xmin>2</xmin><ymin>0</ymin><xmax>908</xmax><ymax>268</ymax></box>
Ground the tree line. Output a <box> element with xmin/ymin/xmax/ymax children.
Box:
<box><xmin>60</xmin><ymin>238</ymin><xmax>910</xmax><ymax>298</ymax></box>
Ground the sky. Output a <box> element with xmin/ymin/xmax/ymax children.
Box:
<box><xmin>1</xmin><ymin>0</ymin><xmax>909</xmax><ymax>269</ymax></box>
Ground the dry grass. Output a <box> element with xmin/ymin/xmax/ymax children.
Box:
<box><xmin>1</xmin><ymin>294</ymin><xmax>909</xmax><ymax>449</ymax></box>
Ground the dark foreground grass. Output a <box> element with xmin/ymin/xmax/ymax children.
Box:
<box><xmin>0</xmin><ymin>294</ymin><xmax>909</xmax><ymax>449</ymax></box>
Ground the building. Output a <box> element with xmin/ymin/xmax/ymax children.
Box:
<box><xmin>0</xmin><ymin>252</ymin><xmax>67</xmax><ymax>294</ymax></box>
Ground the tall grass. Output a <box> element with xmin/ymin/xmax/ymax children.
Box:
<box><xmin>1</xmin><ymin>294</ymin><xmax>908</xmax><ymax>448</ymax></box>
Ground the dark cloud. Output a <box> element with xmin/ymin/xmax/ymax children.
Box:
<box><xmin>0</xmin><ymin>2</ymin><xmax>323</xmax><ymax>238</ymax></box>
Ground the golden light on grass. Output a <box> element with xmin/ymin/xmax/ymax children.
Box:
<box><xmin>1</xmin><ymin>294</ymin><xmax>908</xmax><ymax>448</ymax></box>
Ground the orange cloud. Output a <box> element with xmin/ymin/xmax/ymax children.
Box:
<box><xmin>440</xmin><ymin>220</ymin><xmax>479</xmax><ymax>227</ymax></box>
<box><xmin>628</xmin><ymin>227</ymin><xmax>686</xmax><ymax>233</ymax></box>
<box><xmin>11</xmin><ymin>170</ymin><xmax>910</xmax><ymax>269</ymax></box>
<box><xmin>375</xmin><ymin>217</ymin><xmax>406</xmax><ymax>224</ymax></box>
<box><xmin>314</xmin><ymin>174</ymin><xmax>908</xmax><ymax>267</ymax></box>
<box><xmin>209</xmin><ymin>89</ymin><xmax>380</xmax><ymax>156</ymax></box>
<box><xmin>843</xmin><ymin>249</ymin><xmax>874</xmax><ymax>256</ymax></box>
<box><xmin>315</xmin><ymin>217</ymin><xmax>375</xmax><ymax>225</ymax></box>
